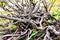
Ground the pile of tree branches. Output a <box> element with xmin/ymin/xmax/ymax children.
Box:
<box><xmin>0</xmin><ymin>0</ymin><xmax>60</xmax><ymax>40</ymax></box>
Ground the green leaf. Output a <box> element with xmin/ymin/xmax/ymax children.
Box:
<box><xmin>10</xmin><ymin>24</ymin><xmax>18</xmax><ymax>30</ymax></box>
<box><xmin>31</xmin><ymin>29</ymin><xmax>37</xmax><ymax>34</ymax></box>
<box><xmin>30</xmin><ymin>29</ymin><xmax>42</xmax><ymax>40</ymax></box>
<box><xmin>51</xmin><ymin>11</ymin><xmax>60</xmax><ymax>20</ymax></box>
